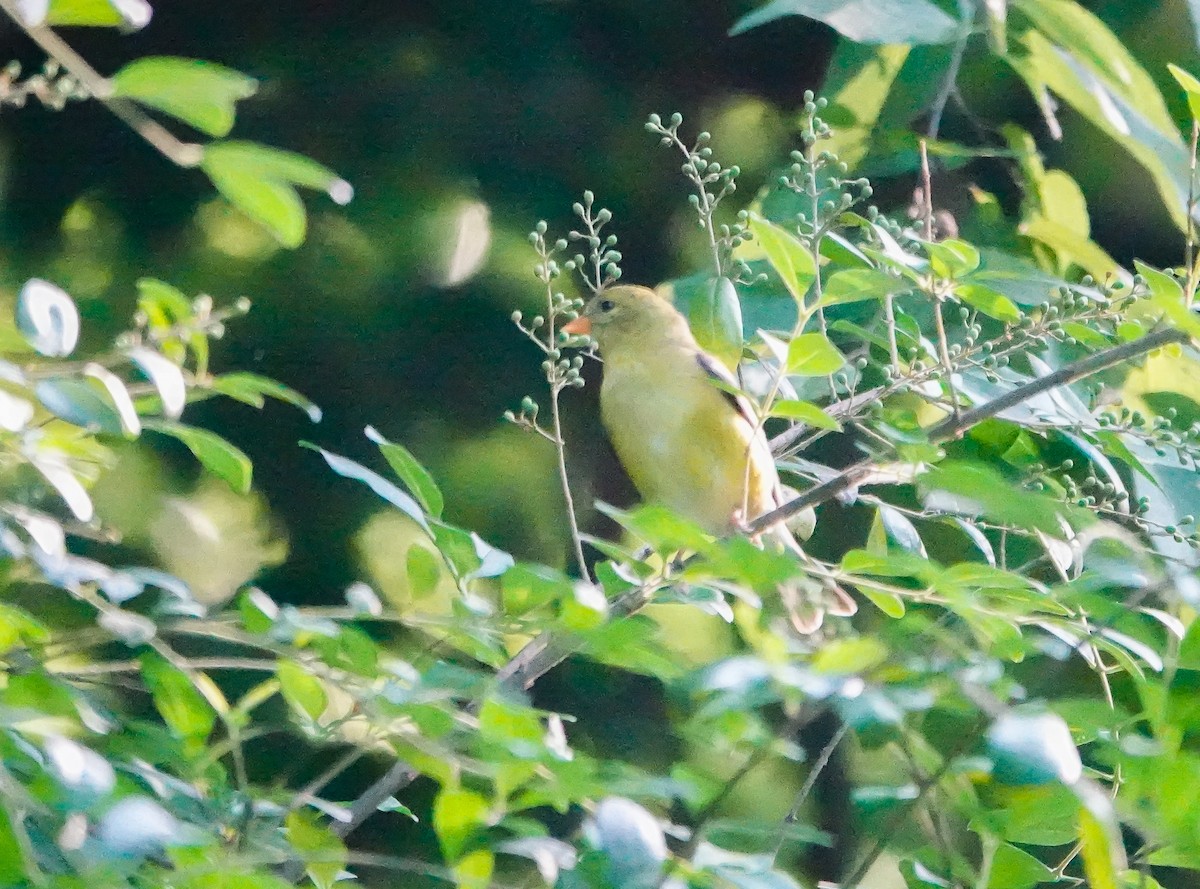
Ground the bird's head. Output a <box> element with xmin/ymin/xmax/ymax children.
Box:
<box><xmin>561</xmin><ymin>285</ymin><xmax>692</xmax><ymax>354</ymax></box>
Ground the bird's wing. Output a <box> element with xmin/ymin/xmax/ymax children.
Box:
<box><xmin>694</xmin><ymin>351</ymin><xmax>756</xmax><ymax>429</ymax></box>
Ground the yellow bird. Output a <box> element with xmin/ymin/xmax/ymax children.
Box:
<box><xmin>562</xmin><ymin>284</ymin><xmax>856</xmax><ymax>632</ymax></box>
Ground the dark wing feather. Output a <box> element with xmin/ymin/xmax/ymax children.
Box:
<box><xmin>694</xmin><ymin>351</ymin><xmax>755</xmax><ymax>428</ymax></box>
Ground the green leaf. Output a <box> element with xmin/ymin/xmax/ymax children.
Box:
<box><xmin>953</xmin><ymin>283</ymin><xmax>1021</xmax><ymax>323</ymax></box>
<box><xmin>212</xmin><ymin>372</ymin><xmax>322</xmax><ymax>422</ymax></box>
<box><xmin>378</xmin><ymin>798</ymin><xmax>419</xmax><ymax>820</ymax></box>
<box><xmin>144</xmin><ymin>420</ymin><xmax>253</xmax><ymax>494</ymax></box>
<box><xmin>920</xmin><ymin>462</ymin><xmax>1073</xmax><ymax>535</ymax></box>
<box><xmin>433</xmin><ymin>788</ymin><xmax>490</xmax><ymax>862</ymax></box>
<box><xmin>748</xmin><ymin>215</ymin><xmax>816</xmax><ymax>302</ymax></box>
<box><xmin>502</xmin><ymin>563</ymin><xmax>573</xmax><ymax>614</ymax></box>
<box><xmin>1019</xmin><ymin>216</ymin><xmax>1123</xmax><ymax>281</ymax></box>
<box><xmin>406</xmin><ymin>544</ymin><xmax>441</xmax><ymax>597</ymax></box>
<box><xmin>821</xmin><ymin>268</ymin><xmax>905</xmax><ymax>306</ymax></box>
<box><xmin>730</xmin><ymin>0</ymin><xmax>958</xmax><ymax>44</ymax></box>
<box><xmin>47</xmin><ymin>0</ymin><xmax>151</xmax><ymax>29</ymax></box>
<box><xmin>986</xmin><ymin>711</ymin><xmax>1082</xmax><ymax>786</ymax></box>
<box><xmin>111</xmin><ymin>57</ymin><xmax>256</xmax><ymax>137</ymax></box>
<box><xmin>36</xmin><ymin>378</ymin><xmax>126</xmax><ymax>436</ymax></box>
<box><xmin>812</xmin><ymin>636</ymin><xmax>889</xmax><ymax>674</ymax></box>
<box><xmin>769</xmin><ymin>399</ymin><xmax>842</xmax><ymax>430</ymax></box>
<box><xmin>987</xmin><ymin>842</ymin><xmax>1055</xmax><ymax>889</ymax></box>
<box><xmin>687</xmin><ymin>276</ymin><xmax>744</xmax><ymax>373</ymax></box>
<box><xmin>303</xmin><ymin>442</ymin><xmax>429</xmax><ymax>532</ymax></box>
<box><xmin>926</xmin><ymin>239</ymin><xmax>980</xmax><ymax>278</ymax></box>
<box><xmin>1169</xmin><ymin>63</ymin><xmax>1200</xmax><ymax>121</ymax></box>
<box><xmin>1132</xmin><ymin>261</ymin><xmax>1200</xmax><ymax>338</ymax></box>
<box><xmin>277</xmin><ymin>660</ymin><xmax>327</xmax><ymax>721</ymax></box>
<box><xmin>1007</xmin><ymin>17</ymin><xmax>1189</xmax><ymax>231</ymax></box>
<box><xmin>1078</xmin><ymin>789</ymin><xmax>1125</xmax><ymax>889</ymax></box>
<box><xmin>141</xmin><ymin>651</ymin><xmax>216</xmax><ymax>744</ymax></box>
<box><xmin>201</xmin><ymin>141</ymin><xmax>352</xmax><ymax>248</ymax></box>
<box><xmin>786</xmin><ymin>333</ymin><xmax>845</xmax><ymax>376</ymax></box>
<box><xmin>365</xmin><ymin>425</ymin><xmax>444</xmax><ymax>517</ymax></box>
<box><xmin>285</xmin><ymin>810</ymin><xmax>346</xmax><ymax>889</ymax></box>
<box><xmin>820</xmin><ymin>42</ymin><xmax>911</xmax><ymax>167</ymax></box>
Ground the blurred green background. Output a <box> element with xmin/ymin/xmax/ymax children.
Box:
<box><xmin>0</xmin><ymin>0</ymin><xmax>1195</xmax><ymax>612</ymax></box>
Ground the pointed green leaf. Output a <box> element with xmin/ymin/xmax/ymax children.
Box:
<box><xmin>112</xmin><ymin>57</ymin><xmax>256</xmax><ymax>137</ymax></box>
<box><xmin>144</xmin><ymin>419</ymin><xmax>253</xmax><ymax>493</ymax></box>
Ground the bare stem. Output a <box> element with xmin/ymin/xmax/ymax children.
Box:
<box><xmin>0</xmin><ymin>1</ymin><xmax>203</xmax><ymax>167</ymax></box>
<box><xmin>550</xmin><ymin>381</ymin><xmax>589</xmax><ymax>578</ymax></box>
<box><xmin>1187</xmin><ymin>118</ymin><xmax>1199</xmax><ymax>306</ymax></box>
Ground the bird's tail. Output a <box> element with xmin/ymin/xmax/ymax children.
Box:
<box><xmin>764</xmin><ymin>522</ymin><xmax>857</xmax><ymax>634</ymax></box>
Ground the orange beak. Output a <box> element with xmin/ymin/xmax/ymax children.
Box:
<box><xmin>561</xmin><ymin>316</ymin><xmax>592</xmax><ymax>336</ymax></box>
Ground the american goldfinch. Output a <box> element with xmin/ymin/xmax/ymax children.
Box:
<box><xmin>562</xmin><ymin>284</ymin><xmax>856</xmax><ymax>632</ymax></box>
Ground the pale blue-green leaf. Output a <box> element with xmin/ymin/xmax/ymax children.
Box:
<box><xmin>302</xmin><ymin>442</ymin><xmax>429</xmax><ymax>532</ymax></box>
<box><xmin>730</xmin><ymin>0</ymin><xmax>958</xmax><ymax>45</ymax></box>
<box><xmin>84</xmin><ymin>365</ymin><xmax>141</xmax><ymax>436</ymax></box>
<box><xmin>587</xmin><ymin>797</ymin><xmax>667</xmax><ymax>887</ymax></box>
<box><xmin>365</xmin><ymin>425</ymin><xmax>443</xmax><ymax>517</ymax></box>
<box><xmin>36</xmin><ymin>378</ymin><xmax>124</xmax><ymax>435</ymax></box>
<box><xmin>128</xmin><ymin>347</ymin><xmax>186</xmax><ymax>419</ymax></box>
<box><xmin>17</xmin><ymin>278</ymin><xmax>78</xmax><ymax>357</ymax></box>
<box><xmin>986</xmin><ymin>710</ymin><xmax>1082</xmax><ymax>786</ymax></box>
<box><xmin>97</xmin><ymin>796</ymin><xmax>184</xmax><ymax>858</ymax></box>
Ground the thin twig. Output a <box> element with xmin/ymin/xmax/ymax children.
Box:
<box><xmin>769</xmin><ymin>718</ymin><xmax>849</xmax><ymax>864</ymax></box>
<box><xmin>0</xmin><ymin>1</ymin><xmax>203</xmax><ymax>167</ymax></box>
<box><xmin>1187</xmin><ymin>119</ymin><xmax>1199</xmax><ymax>306</ymax></box>
<box><xmin>927</xmin><ymin>0</ymin><xmax>974</xmax><ymax>142</ymax></box>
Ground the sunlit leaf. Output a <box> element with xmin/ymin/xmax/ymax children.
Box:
<box><xmin>201</xmin><ymin>141</ymin><xmax>352</xmax><ymax>248</ymax></box>
<box><xmin>302</xmin><ymin>442</ymin><xmax>428</xmax><ymax>531</ymax></box>
<box><xmin>786</xmin><ymin>333</ymin><xmax>845</xmax><ymax>376</ymax></box>
<box><xmin>277</xmin><ymin>660</ymin><xmax>327</xmax><ymax>721</ymax></box>
<box><xmin>17</xmin><ymin>278</ymin><xmax>78</xmax><ymax>357</ymax></box>
<box><xmin>47</xmin><ymin>0</ymin><xmax>151</xmax><ymax>29</ymax></box>
<box><xmin>128</xmin><ymin>347</ymin><xmax>187</xmax><ymax>419</ymax></box>
<box><xmin>747</xmin><ymin>215</ymin><xmax>816</xmax><ymax>303</ymax></box>
<box><xmin>112</xmin><ymin>57</ymin><xmax>257</xmax><ymax>137</ymax></box>
<box><xmin>365</xmin><ymin>425</ymin><xmax>444</xmax><ymax>517</ymax></box>
<box><xmin>141</xmin><ymin>651</ymin><xmax>216</xmax><ymax>744</ymax></box>
<box><xmin>730</xmin><ymin>0</ymin><xmax>958</xmax><ymax>44</ymax></box>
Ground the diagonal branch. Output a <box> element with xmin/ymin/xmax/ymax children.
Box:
<box><xmin>748</xmin><ymin>325</ymin><xmax>1190</xmax><ymax>535</ymax></box>
<box><xmin>0</xmin><ymin>1</ymin><xmax>203</xmax><ymax>167</ymax></box>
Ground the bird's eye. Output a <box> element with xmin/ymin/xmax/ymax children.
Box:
<box><xmin>599</xmin><ymin>299</ymin><xmax>615</xmax><ymax>313</ymax></box>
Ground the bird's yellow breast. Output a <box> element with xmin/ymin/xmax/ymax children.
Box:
<box><xmin>599</xmin><ymin>347</ymin><xmax>777</xmax><ymax>535</ymax></box>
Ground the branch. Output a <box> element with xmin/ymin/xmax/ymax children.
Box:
<box><xmin>0</xmin><ymin>1</ymin><xmax>203</xmax><ymax>167</ymax></box>
<box><xmin>749</xmin><ymin>325</ymin><xmax>1190</xmax><ymax>535</ymax></box>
